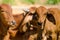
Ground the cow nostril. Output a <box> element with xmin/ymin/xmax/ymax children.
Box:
<box><xmin>37</xmin><ymin>22</ymin><xmax>42</xmax><ymax>26</ymax></box>
<box><xmin>11</xmin><ymin>21</ymin><xmax>16</xmax><ymax>25</ymax></box>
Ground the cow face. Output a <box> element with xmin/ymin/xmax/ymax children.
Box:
<box><xmin>36</xmin><ymin>6</ymin><xmax>48</xmax><ymax>23</ymax></box>
<box><xmin>0</xmin><ymin>4</ymin><xmax>16</xmax><ymax>26</ymax></box>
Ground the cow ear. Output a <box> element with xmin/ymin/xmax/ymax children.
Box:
<box><xmin>46</xmin><ymin>13</ymin><xmax>56</xmax><ymax>25</ymax></box>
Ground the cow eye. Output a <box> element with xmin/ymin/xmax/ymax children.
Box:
<box><xmin>0</xmin><ymin>8</ymin><xmax>5</xmax><ymax>13</ymax></box>
<box><xmin>1</xmin><ymin>10</ymin><xmax>4</xmax><ymax>12</ymax></box>
<box><xmin>33</xmin><ymin>13</ymin><xmax>39</xmax><ymax>20</ymax></box>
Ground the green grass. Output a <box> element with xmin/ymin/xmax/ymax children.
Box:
<box><xmin>1</xmin><ymin>0</ymin><xmax>60</xmax><ymax>5</ymax></box>
<box><xmin>2</xmin><ymin>0</ymin><xmax>16</xmax><ymax>5</ymax></box>
<box><xmin>21</xmin><ymin>0</ymin><xmax>60</xmax><ymax>5</ymax></box>
<box><xmin>46</xmin><ymin>0</ymin><xmax>60</xmax><ymax>5</ymax></box>
<box><xmin>20</xmin><ymin>0</ymin><xmax>36</xmax><ymax>4</ymax></box>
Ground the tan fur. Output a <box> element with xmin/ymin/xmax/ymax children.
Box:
<box><xmin>48</xmin><ymin>8</ymin><xmax>60</xmax><ymax>32</ymax></box>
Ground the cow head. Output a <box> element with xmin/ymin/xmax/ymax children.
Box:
<box><xmin>36</xmin><ymin>6</ymin><xmax>48</xmax><ymax>24</ymax></box>
<box><xmin>0</xmin><ymin>4</ymin><xmax>16</xmax><ymax>26</ymax></box>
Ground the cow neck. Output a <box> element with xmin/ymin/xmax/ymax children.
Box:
<box><xmin>14</xmin><ymin>11</ymin><xmax>29</xmax><ymax>30</ymax></box>
<box><xmin>0</xmin><ymin>18</ymin><xmax>7</xmax><ymax>35</ymax></box>
<box><xmin>0</xmin><ymin>7</ymin><xmax>7</xmax><ymax>27</ymax></box>
<box><xmin>0</xmin><ymin>14</ymin><xmax>7</xmax><ymax>26</ymax></box>
<box><xmin>0</xmin><ymin>19</ymin><xmax>8</xmax><ymax>28</ymax></box>
<box><xmin>0</xmin><ymin>17</ymin><xmax>4</xmax><ymax>26</ymax></box>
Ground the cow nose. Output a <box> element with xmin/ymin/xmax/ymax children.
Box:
<box><xmin>37</xmin><ymin>22</ymin><xmax>42</xmax><ymax>26</ymax></box>
<box><xmin>11</xmin><ymin>21</ymin><xmax>16</xmax><ymax>25</ymax></box>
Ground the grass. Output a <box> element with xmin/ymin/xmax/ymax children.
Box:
<box><xmin>2</xmin><ymin>0</ymin><xmax>16</xmax><ymax>5</ymax></box>
<box><xmin>1</xmin><ymin>0</ymin><xmax>60</xmax><ymax>5</ymax></box>
<box><xmin>20</xmin><ymin>0</ymin><xmax>35</xmax><ymax>4</ymax></box>
<box><xmin>46</xmin><ymin>0</ymin><xmax>60</xmax><ymax>5</ymax></box>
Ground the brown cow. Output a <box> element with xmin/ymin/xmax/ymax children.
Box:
<box><xmin>18</xmin><ymin>6</ymin><xmax>37</xmax><ymax>33</ymax></box>
<box><xmin>48</xmin><ymin>8</ymin><xmax>60</xmax><ymax>40</ymax></box>
<box><xmin>20</xmin><ymin>6</ymin><xmax>43</xmax><ymax>40</ymax></box>
<box><xmin>0</xmin><ymin>4</ymin><xmax>16</xmax><ymax>26</ymax></box>
<box><xmin>36</xmin><ymin>6</ymin><xmax>57</xmax><ymax>40</ymax></box>
<box><xmin>14</xmin><ymin>6</ymin><xmax>39</xmax><ymax>40</ymax></box>
<box><xmin>0</xmin><ymin>4</ymin><xmax>16</xmax><ymax>40</ymax></box>
<box><xmin>36</xmin><ymin>6</ymin><xmax>48</xmax><ymax>40</ymax></box>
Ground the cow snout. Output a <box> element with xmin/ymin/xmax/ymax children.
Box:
<box><xmin>8</xmin><ymin>21</ymin><xmax>16</xmax><ymax>26</ymax></box>
<box><xmin>37</xmin><ymin>22</ymin><xmax>42</xmax><ymax>26</ymax></box>
<box><xmin>11</xmin><ymin>21</ymin><xmax>16</xmax><ymax>25</ymax></box>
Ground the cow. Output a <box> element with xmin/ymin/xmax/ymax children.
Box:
<box><xmin>0</xmin><ymin>4</ymin><xmax>16</xmax><ymax>40</ymax></box>
<box><xmin>36</xmin><ymin>6</ymin><xmax>48</xmax><ymax>40</ymax></box>
<box><xmin>18</xmin><ymin>6</ymin><xmax>37</xmax><ymax>33</ymax></box>
<box><xmin>7</xmin><ymin>7</ymin><xmax>36</xmax><ymax>40</ymax></box>
<box><xmin>9</xmin><ymin>6</ymin><xmax>60</xmax><ymax>40</ymax></box>
<box><xmin>15</xmin><ymin>6</ymin><xmax>40</xmax><ymax>40</ymax></box>
<box><xmin>20</xmin><ymin>6</ymin><xmax>49</xmax><ymax>40</ymax></box>
<box><xmin>36</xmin><ymin>6</ymin><xmax>57</xmax><ymax>40</ymax></box>
<box><xmin>19</xmin><ymin>6</ymin><xmax>48</xmax><ymax>40</ymax></box>
<box><xmin>48</xmin><ymin>8</ymin><xmax>60</xmax><ymax>40</ymax></box>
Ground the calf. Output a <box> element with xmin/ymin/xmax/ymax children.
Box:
<box><xmin>36</xmin><ymin>6</ymin><xmax>57</xmax><ymax>40</ymax></box>
<box><xmin>48</xmin><ymin>8</ymin><xmax>60</xmax><ymax>40</ymax></box>
<box><xmin>17</xmin><ymin>6</ymin><xmax>40</xmax><ymax>40</ymax></box>
<box><xmin>36</xmin><ymin>6</ymin><xmax>48</xmax><ymax>40</ymax></box>
<box><xmin>18</xmin><ymin>6</ymin><xmax>37</xmax><ymax>33</ymax></box>
<box><xmin>0</xmin><ymin>4</ymin><xmax>16</xmax><ymax>40</ymax></box>
<box><xmin>22</xmin><ymin>6</ymin><xmax>48</xmax><ymax>40</ymax></box>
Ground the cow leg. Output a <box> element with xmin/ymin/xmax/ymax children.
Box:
<box><xmin>37</xmin><ymin>29</ymin><xmax>43</xmax><ymax>40</ymax></box>
<box><xmin>42</xmin><ymin>29</ymin><xmax>47</xmax><ymax>40</ymax></box>
<box><xmin>3</xmin><ymin>32</ymin><xmax>10</xmax><ymax>40</ymax></box>
<box><xmin>57</xmin><ymin>31</ymin><xmax>60</xmax><ymax>40</ymax></box>
<box><xmin>58</xmin><ymin>32</ymin><xmax>60</xmax><ymax>40</ymax></box>
<box><xmin>57</xmin><ymin>32</ymin><xmax>59</xmax><ymax>40</ymax></box>
<box><xmin>51</xmin><ymin>32</ymin><xmax>57</xmax><ymax>40</ymax></box>
<box><xmin>28</xmin><ymin>34</ymin><xmax>38</xmax><ymax>40</ymax></box>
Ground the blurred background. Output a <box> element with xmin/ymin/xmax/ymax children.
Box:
<box><xmin>0</xmin><ymin>0</ymin><xmax>60</xmax><ymax>14</ymax></box>
<box><xmin>0</xmin><ymin>0</ymin><xmax>60</xmax><ymax>5</ymax></box>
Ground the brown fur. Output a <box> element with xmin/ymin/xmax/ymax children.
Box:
<box><xmin>0</xmin><ymin>4</ymin><xmax>16</xmax><ymax>40</ymax></box>
<box><xmin>10</xmin><ymin>8</ymin><xmax>37</xmax><ymax>40</ymax></box>
<box><xmin>48</xmin><ymin>8</ymin><xmax>60</xmax><ymax>40</ymax></box>
<box><xmin>36</xmin><ymin>6</ymin><xmax>57</xmax><ymax>40</ymax></box>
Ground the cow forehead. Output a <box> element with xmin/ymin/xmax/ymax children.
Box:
<box><xmin>0</xmin><ymin>4</ymin><xmax>12</xmax><ymax>13</ymax></box>
<box><xmin>36</xmin><ymin>6</ymin><xmax>47</xmax><ymax>15</ymax></box>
